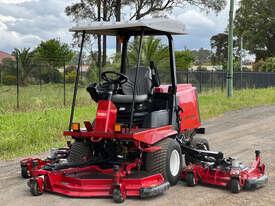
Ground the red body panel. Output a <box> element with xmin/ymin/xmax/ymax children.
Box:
<box><xmin>155</xmin><ymin>84</ymin><xmax>201</xmax><ymax>131</ymax></box>
<box><xmin>94</xmin><ymin>100</ymin><xmax>117</xmax><ymax>133</ymax></box>
<box><xmin>64</xmin><ymin>125</ymin><xmax>177</xmax><ymax>145</ymax></box>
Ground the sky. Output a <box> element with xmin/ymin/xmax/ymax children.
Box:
<box><xmin>0</xmin><ymin>0</ymin><xmax>237</xmax><ymax>54</ymax></box>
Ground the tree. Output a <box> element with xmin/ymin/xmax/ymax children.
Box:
<box><xmin>127</xmin><ymin>37</ymin><xmax>194</xmax><ymax>71</ymax></box>
<box><xmin>65</xmin><ymin>0</ymin><xmax>116</xmax><ymax>67</ymax></box>
<box><xmin>129</xmin><ymin>0</ymin><xmax>226</xmax><ymax>20</ymax></box>
<box><xmin>12</xmin><ymin>48</ymin><xmax>34</xmax><ymax>85</ymax></box>
<box><xmin>210</xmin><ymin>33</ymin><xmax>228</xmax><ymax>67</ymax></box>
<box><xmin>128</xmin><ymin>37</ymin><xmax>169</xmax><ymax>66</ymax></box>
<box><xmin>192</xmin><ymin>48</ymin><xmax>212</xmax><ymax>66</ymax></box>
<box><xmin>175</xmin><ymin>50</ymin><xmax>195</xmax><ymax>70</ymax></box>
<box><xmin>65</xmin><ymin>0</ymin><xmax>227</xmax><ymax>62</ymax></box>
<box><xmin>35</xmin><ymin>39</ymin><xmax>74</xmax><ymax>67</ymax></box>
<box><xmin>234</xmin><ymin>0</ymin><xmax>275</xmax><ymax>61</ymax></box>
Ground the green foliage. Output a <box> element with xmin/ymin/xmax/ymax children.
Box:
<box><xmin>261</xmin><ymin>58</ymin><xmax>275</xmax><ymax>72</ymax></box>
<box><xmin>253</xmin><ymin>58</ymin><xmax>275</xmax><ymax>72</ymax></box>
<box><xmin>175</xmin><ymin>50</ymin><xmax>195</xmax><ymax>70</ymax></box>
<box><xmin>234</xmin><ymin>0</ymin><xmax>275</xmax><ymax>60</ymax></box>
<box><xmin>2</xmin><ymin>75</ymin><xmax>16</xmax><ymax>85</ymax></box>
<box><xmin>128</xmin><ymin>37</ymin><xmax>169</xmax><ymax>67</ymax></box>
<box><xmin>126</xmin><ymin>37</ymin><xmax>194</xmax><ymax>71</ymax></box>
<box><xmin>35</xmin><ymin>39</ymin><xmax>74</xmax><ymax>67</ymax></box>
<box><xmin>210</xmin><ymin>33</ymin><xmax>228</xmax><ymax>66</ymax></box>
<box><xmin>0</xmin><ymin>58</ymin><xmax>17</xmax><ymax>77</ymax></box>
<box><xmin>87</xmin><ymin>66</ymin><xmax>99</xmax><ymax>83</ymax></box>
<box><xmin>252</xmin><ymin>60</ymin><xmax>265</xmax><ymax>72</ymax></box>
<box><xmin>192</xmin><ymin>48</ymin><xmax>212</xmax><ymax>65</ymax></box>
<box><xmin>40</xmin><ymin>68</ymin><xmax>62</xmax><ymax>83</ymax></box>
<box><xmin>12</xmin><ymin>48</ymin><xmax>34</xmax><ymax>85</ymax></box>
<box><xmin>65</xmin><ymin>71</ymin><xmax>76</xmax><ymax>83</ymax></box>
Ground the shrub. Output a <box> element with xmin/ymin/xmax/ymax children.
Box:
<box><xmin>2</xmin><ymin>75</ymin><xmax>17</xmax><ymax>85</ymax></box>
<box><xmin>261</xmin><ymin>58</ymin><xmax>275</xmax><ymax>72</ymax></box>
<box><xmin>65</xmin><ymin>70</ymin><xmax>76</xmax><ymax>83</ymax></box>
<box><xmin>41</xmin><ymin>68</ymin><xmax>62</xmax><ymax>83</ymax></box>
<box><xmin>252</xmin><ymin>58</ymin><xmax>275</xmax><ymax>72</ymax></box>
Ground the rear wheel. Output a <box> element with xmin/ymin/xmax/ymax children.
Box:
<box><xmin>67</xmin><ymin>141</ymin><xmax>92</xmax><ymax>163</ymax></box>
<box><xmin>145</xmin><ymin>138</ymin><xmax>182</xmax><ymax>186</ymax></box>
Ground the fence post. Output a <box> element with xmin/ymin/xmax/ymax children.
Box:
<box><xmin>221</xmin><ymin>71</ymin><xmax>224</xmax><ymax>91</ymax></box>
<box><xmin>199</xmin><ymin>71</ymin><xmax>202</xmax><ymax>93</ymax></box>
<box><xmin>63</xmin><ymin>61</ymin><xmax>66</xmax><ymax>106</ymax></box>
<box><xmin>39</xmin><ymin>66</ymin><xmax>42</xmax><ymax>92</ymax></box>
<box><xmin>0</xmin><ymin>70</ymin><xmax>2</xmax><ymax>84</ymax></box>
<box><xmin>211</xmin><ymin>70</ymin><xmax>214</xmax><ymax>89</ymax></box>
<box><xmin>186</xmin><ymin>70</ymin><xmax>189</xmax><ymax>83</ymax></box>
<box><xmin>240</xmin><ymin>71</ymin><xmax>243</xmax><ymax>89</ymax></box>
<box><xmin>16</xmin><ymin>57</ymin><xmax>19</xmax><ymax>109</ymax></box>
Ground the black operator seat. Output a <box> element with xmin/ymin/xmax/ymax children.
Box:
<box><xmin>111</xmin><ymin>67</ymin><xmax>153</xmax><ymax>104</ymax></box>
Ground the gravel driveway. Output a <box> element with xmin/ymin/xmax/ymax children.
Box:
<box><xmin>1</xmin><ymin>105</ymin><xmax>275</xmax><ymax>206</ymax></box>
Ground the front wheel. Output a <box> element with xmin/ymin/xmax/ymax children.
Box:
<box><xmin>145</xmin><ymin>138</ymin><xmax>182</xmax><ymax>186</ymax></box>
<box><xmin>185</xmin><ymin>137</ymin><xmax>209</xmax><ymax>165</ymax></box>
<box><xmin>112</xmin><ymin>188</ymin><xmax>125</xmax><ymax>203</ymax></box>
<box><xmin>230</xmin><ymin>179</ymin><xmax>241</xmax><ymax>193</ymax></box>
<box><xmin>186</xmin><ymin>172</ymin><xmax>196</xmax><ymax>186</ymax></box>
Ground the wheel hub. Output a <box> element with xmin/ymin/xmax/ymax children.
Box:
<box><xmin>170</xmin><ymin>150</ymin><xmax>180</xmax><ymax>176</ymax></box>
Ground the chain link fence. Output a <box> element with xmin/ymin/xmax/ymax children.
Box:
<box><xmin>2</xmin><ymin>59</ymin><xmax>275</xmax><ymax>111</ymax></box>
<box><xmin>159</xmin><ymin>70</ymin><xmax>275</xmax><ymax>93</ymax></box>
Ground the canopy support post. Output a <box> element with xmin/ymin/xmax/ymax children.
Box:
<box><xmin>68</xmin><ymin>31</ymin><xmax>86</xmax><ymax>130</ymax></box>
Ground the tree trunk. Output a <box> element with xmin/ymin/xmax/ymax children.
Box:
<box><xmin>115</xmin><ymin>0</ymin><xmax>121</xmax><ymax>54</ymax></box>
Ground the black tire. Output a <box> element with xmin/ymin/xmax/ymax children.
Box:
<box><xmin>186</xmin><ymin>172</ymin><xmax>196</xmax><ymax>186</ymax></box>
<box><xmin>145</xmin><ymin>138</ymin><xmax>182</xmax><ymax>186</ymax></box>
<box><xmin>112</xmin><ymin>188</ymin><xmax>125</xmax><ymax>203</ymax></box>
<box><xmin>185</xmin><ymin>137</ymin><xmax>209</xmax><ymax>165</ymax></box>
<box><xmin>30</xmin><ymin>180</ymin><xmax>43</xmax><ymax>196</ymax></box>
<box><xmin>230</xmin><ymin>179</ymin><xmax>241</xmax><ymax>193</ymax></box>
<box><xmin>191</xmin><ymin>137</ymin><xmax>210</xmax><ymax>150</ymax></box>
<box><xmin>67</xmin><ymin>141</ymin><xmax>92</xmax><ymax>163</ymax></box>
<box><xmin>21</xmin><ymin>165</ymin><xmax>29</xmax><ymax>178</ymax></box>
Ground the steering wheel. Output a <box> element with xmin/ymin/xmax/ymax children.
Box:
<box><xmin>101</xmin><ymin>71</ymin><xmax>128</xmax><ymax>85</ymax></box>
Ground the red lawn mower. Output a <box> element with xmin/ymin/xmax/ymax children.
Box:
<box><xmin>20</xmin><ymin>19</ymin><xmax>267</xmax><ymax>203</ymax></box>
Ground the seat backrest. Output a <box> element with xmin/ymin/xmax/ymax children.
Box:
<box><xmin>122</xmin><ymin>66</ymin><xmax>153</xmax><ymax>95</ymax></box>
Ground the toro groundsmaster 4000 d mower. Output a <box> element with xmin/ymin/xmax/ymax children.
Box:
<box><xmin>20</xmin><ymin>19</ymin><xmax>267</xmax><ymax>203</ymax></box>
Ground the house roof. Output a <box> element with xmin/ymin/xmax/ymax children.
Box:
<box><xmin>70</xmin><ymin>18</ymin><xmax>186</xmax><ymax>36</ymax></box>
<box><xmin>0</xmin><ymin>51</ymin><xmax>15</xmax><ymax>64</ymax></box>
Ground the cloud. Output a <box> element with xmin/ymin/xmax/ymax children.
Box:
<box><xmin>0</xmin><ymin>0</ymin><xmax>231</xmax><ymax>53</ymax></box>
<box><xmin>0</xmin><ymin>0</ymin><xmax>74</xmax><ymax>53</ymax></box>
<box><xmin>0</xmin><ymin>21</ymin><xmax>41</xmax><ymax>51</ymax></box>
<box><xmin>170</xmin><ymin>6</ymin><xmax>230</xmax><ymax>50</ymax></box>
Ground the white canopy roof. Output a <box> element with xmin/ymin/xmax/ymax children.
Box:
<box><xmin>70</xmin><ymin>18</ymin><xmax>186</xmax><ymax>35</ymax></box>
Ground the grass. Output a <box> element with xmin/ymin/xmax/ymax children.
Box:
<box><xmin>1</xmin><ymin>85</ymin><xmax>275</xmax><ymax>160</ymax></box>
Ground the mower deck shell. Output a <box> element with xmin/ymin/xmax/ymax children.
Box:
<box><xmin>181</xmin><ymin>151</ymin><xmax>267</xmax><ymax>192</ymax></box>
<box><xmin>22</xmin><ymin>158</ymin><xmax>169</xmax><ymax>199</ymax></box>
